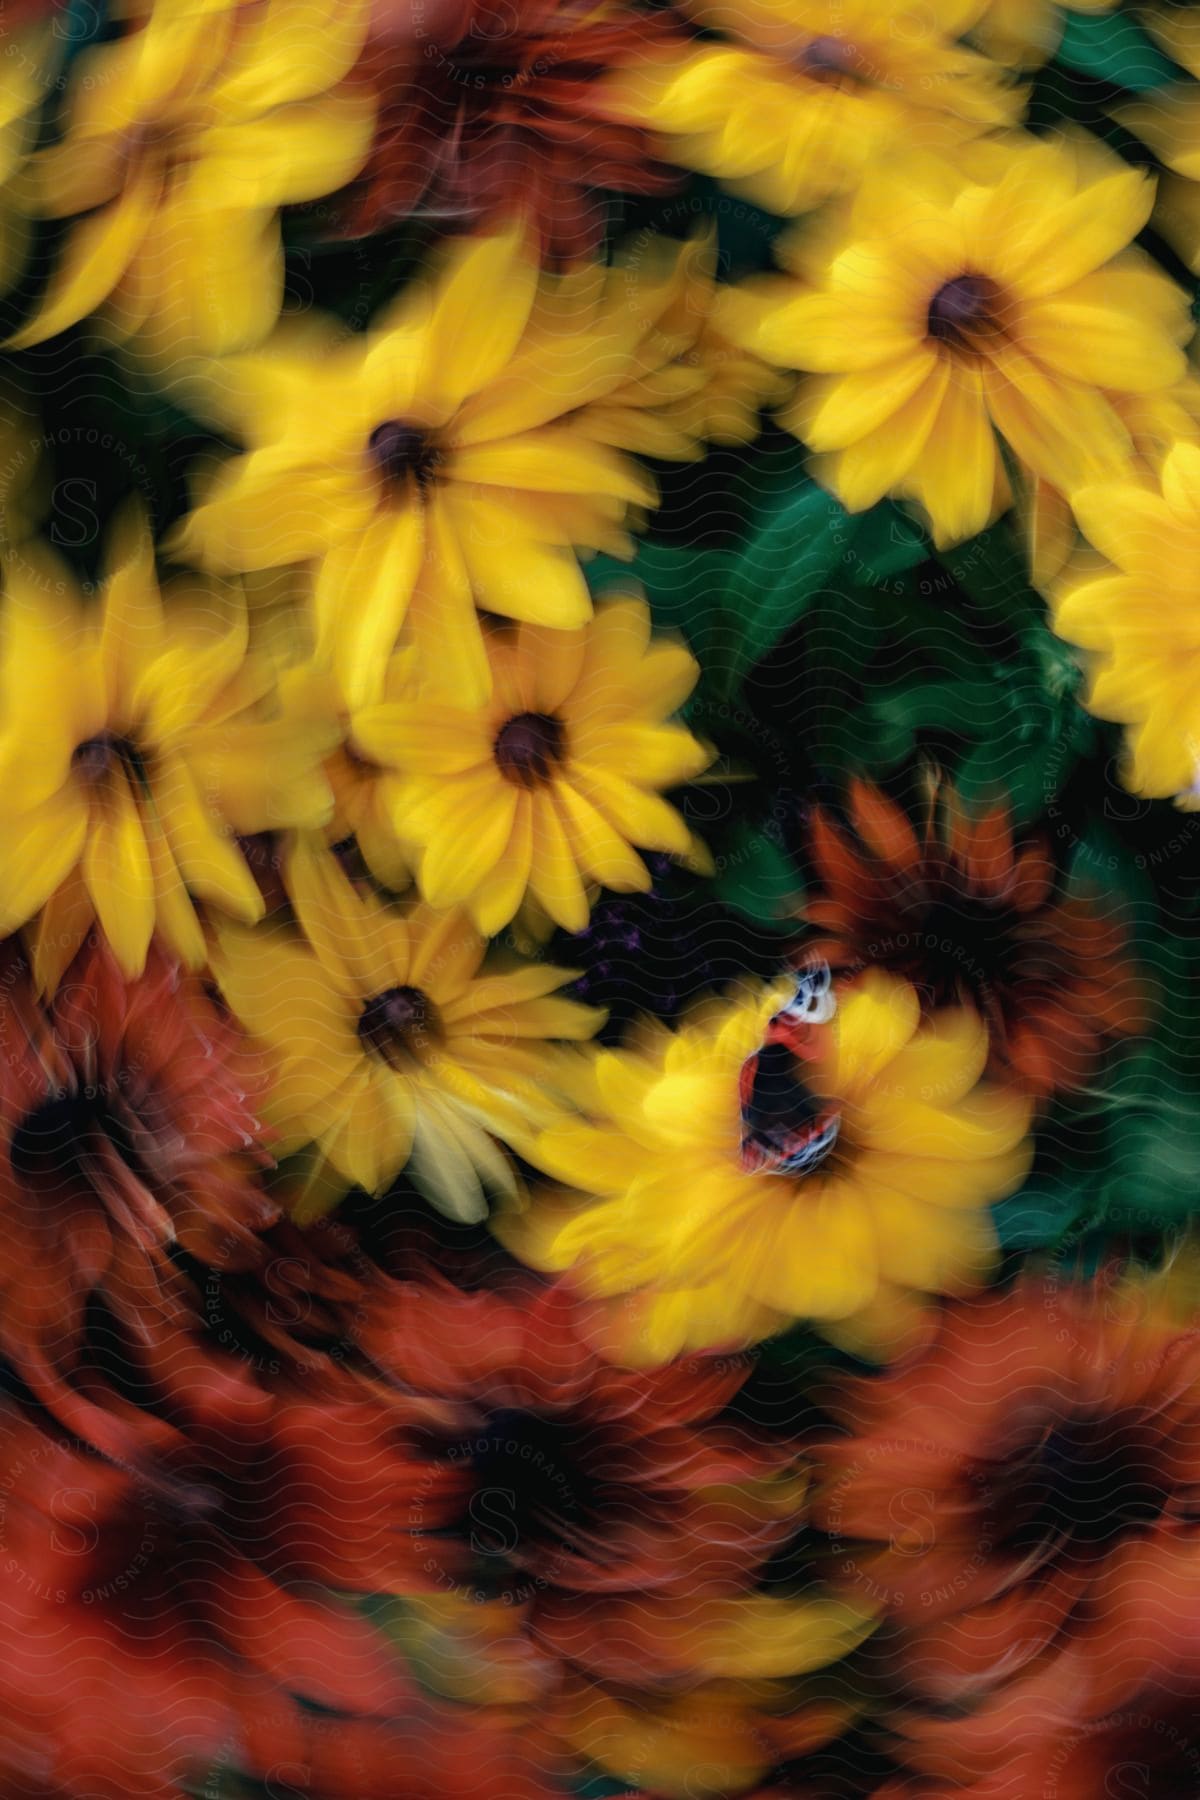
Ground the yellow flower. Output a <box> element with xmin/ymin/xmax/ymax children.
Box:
<box><xmin>212</xmin><ymin>835</ymin><xmax>605</xmax><ymax>1219</ymax></box>
<box><xmin>601</xmin><ymin>0</ymin><xmax>1021</xmax><ymax>217</ymax></box>
<box><xmin>0</xmin><ymin>514</ymin><xmax>338</xmax><ymax>986</ymax></box>
<box><xmin>8</xmin><ymin>0</ymin><xmax>374</xmax><ymax>356</ymax></box>
<box><xmin>576</xmin><ymin>233</ymin><xmax>787</xmax><ymax>455</ymax></box>
<box><xmin>725</xmin><ymin>133</ymin><xmax>1193</xmax><ymax>547</ymax></box>
<box><xmin>168</xmin><ymin>225</ymin><xmax>708</xmax><ymax>710</ymax></box>
<box><xmin>499</xmin><ymin>970</ymin><xmax>1033</xmax><ymax>1363</ymax></box>
<box><xmin>972</xmin><ymin>0</ymin><xmax>1117</xmax><ymax>66</ymax></box>
<box><xmin>350</xmin><ymin>596</ymin><xmax>713</xmax><ymax>936</ymax></box>
<box><xmin>1051</xmin><ymin>439</ymin><xmax>1200</xmax><ymax>807</ymax></box>
<box><xmin>1018</xmin><ymin>372</ymin><xmax>1200</xmax><ymax>589</ymax></box>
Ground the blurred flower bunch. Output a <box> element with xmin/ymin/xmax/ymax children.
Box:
<box><xmin>0</xmin><ymin>0</ymin><xmax>1198</xmax><ymax>1795</ymax></box>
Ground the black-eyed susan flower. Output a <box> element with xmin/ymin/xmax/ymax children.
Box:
<box><xmin>600</xmin><ymin>0</ymin><xmax>1021</xmax><ymax>218</ymax></box>
<box><xmin>0</xmin><ymin>933</ymin><xmax>273</xmax><ymax>1456</ymax></box>
<box><xmin>499</xmin><ymin>969</ymin><xmax>1033</xmax><ymax>1364</ymax></box>
<box><xmin>0</xmin><ymin>518</ymin><xmax>338</xmax><ymax>986</ymax></box>
<box><xmin>849</xmin><ymin>1266</ymin><xmax>1200</xmax><ymax>1800</ymax></box>
<box><xmin>332</xmin><ymin>0</ymin><xmax>683</xmax><ymax>264</ymax></box>
<box><xmin>350</xmin><ymin>596</ymin><xmax>713</xmax><ymax>936</ymax></box>
<box><xmin>1051</xmin><ymin>439</ymin><xmax>1200</xmax><ymax>808</ymax></box>
<box><xmin>168</xmin><ymin>224</ymin><xmax>711</xmax><ymax>708</ymax></box>
<box><xmin>0</xmin><ymin>1342</ymin><xmax>544</xmax><ymax>1800</ymax></box>
<box><xmin>725</xmin><ymin>133</ymin><xmax>1193</xmax><ymax>547</ymax></box>
<box><xmin>212</xmin><ymin>835</ymin><xmax>604</xmax><ymax>1219</ymax></box>
<box><xmin>801</xmin><ymin>777</ymin><xmax>1150</xmax><ymax>1097</ymax></box>
<box><xmin>811</xmin><ymin>1263</ymin><xmax>1200</xmax><ymax>1708</ymax></box>
<box><xmin>8</xmin><ymin>0</ymin><xmax>374</xmax><ymax>356</ymax></box>
<box><xmin>364</xmin><ymin>1275</ymin><xmax>871</xmax><ymax>1798</ymax></box>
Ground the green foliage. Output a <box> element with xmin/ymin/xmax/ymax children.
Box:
<box><xmin>711</xmin><ymin>820</ymin><xmax>803</xmax><ymax>924</ymax></box>
<box><xmin>1055</xmin><ymin>9</ymin><xmax>1177</xmax><ymax>90</ymax></box>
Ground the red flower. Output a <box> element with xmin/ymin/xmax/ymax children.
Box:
<box><xmin>0</xmin><ymin>937</ymin><xmax>276</xmax><ymax>1456</ymax></box>
<box><xmin>366</xmin><ymin>1273</ymin><xmax>798</xmax><ymax>1607</ymax></box>
<box><xmin>353</xmin><ymin>1273</ymin><xmax>870</xmax><ymax>1795</ymax></box>
<box><xmin>879</xmin><ymin>1590</ymin><xmax>1200</xmax><ymax>1799</ymax></box>
<box><xmin>331</xmin><ymin>0</ymin><xmax>684</xmax><ymax>262</ymax></box>
<box><xmin>0</xmin><ymin>1377</ymin><xmax>440</xmax><ymax>1800</ymax></box>
<box><xmin>799</xmin><ymin>778</ymin><xmax>1149</xmax><ymax>1096</ymax></box>
<box><xmin>810</xmin><ymin>1269</ymin><xmax>1200</xmax><ymax>1710</ymax></box>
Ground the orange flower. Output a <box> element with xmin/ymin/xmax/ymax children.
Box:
<box><xmin>799</xmin><ymin>778</ymin><xmax>1149</xmax><ymax>1095</ymax></box>
<box><xmin>811</xmin><ymin>1265</ymin><xmax>1200</xmax><ymax>1711</ymax></box>
<box><xmin>332</xmin><ymin>0</ymin><xmax>683</xmax><ymax>263</ymax></box>
<box><xmin>360</xmin><ymin>1273</ymin><xmax>871</xmax><ymax>1796</ymax></box>
<box><xmin>0</xmin><ymin>935</ymin><xmax>276</xmax><ymax>1457</ymax></box>
<box><xmin>0</xmin><ymin>1370</ymin><xmax>562</xmax><ymax>1800</ymax></box>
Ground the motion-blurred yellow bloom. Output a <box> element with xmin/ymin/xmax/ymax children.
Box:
<box><xmin>213</xmin><ymin>836</ymin><xmax>604</xmax><ymax>1219</ymax></box>
<box><xmin>1052</xmin><ymin>439</ymin><xmax>1200</xmax><ymax>808</ymax></box>
<box><xmin>601</xmin><ymin>0</ymin><xmax>1021</xmax><ymax>216</ymax></box>
<box><xmin>170</xmin><ymin>224</ymin><xmax>709</xmax><ymax>709</ymax></box>
<box><xmin>351</xmin><ymin>596</ymin><xmax>713</xmax><ymax>936</ymax></box>
<box><xmin>726</xmin><ymin>133</ymin><xmax>1193</xmax><ymax>547</ymax></box>
<box><xmin>0</xmin><ymin>516</ymin><xmax>338</xmax><ymax>987</ymax></box>
<box><xmin>500</xmin><ymin>970</ymin><xmax>1032</xmax><ymax>1363</ymax></box>
<box><xmin>9</xmin><ymin>0</ymin><xmax>373</xmax><ymax>355</ymax></box>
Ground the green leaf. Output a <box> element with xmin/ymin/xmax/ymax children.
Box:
<box><xmin>585</xmin><ymin>543</ymin><xmax>735</xmax><ymax>674</ymax></box>
<box><xmin>712</xmin><ymin>821</ymin><xmax>803</xmax><ymax>923</ymax></box>
<box><xmin>847</xmin><ymin>503</ymin><xmax>928</xmax><ymax>581</ymax></box>
<box><xmin>872</xmin><ymin>677</ymin><xmax>1008</xmax><ymax>737</ymax></box>
<box><xmin>721</xmin><ymin>482</ymin><xmax>850</xmax><ymax>690</ymax></box>
<box><xmin>1055</xmin><ymin>10</ymin><xmax>1176</xmax><ymax>90</ymax></box>
<box><xmin>992</xmin><ymin>1176</ymin><xmax>1085</xmax><ymax>1251</ymax></box>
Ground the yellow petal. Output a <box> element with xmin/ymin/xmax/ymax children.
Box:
<box><xmin>6</xmin><ymin>169</ymin><xmax>159</xmax><ymax>349</ymax></box>
<box><xmin>153</xmin><ymin>753</ymin><xmax>264</xmax><ymax>919</ymax></box>
<box><xmin>528</xmin><ymin>790</ymin><xmax>590</xmax><ymax>931</ymax></box>
<box><xmin>417</xmin><ymin>223</ymin><xmax>539</xmax><ymax>420</ymax></box>
<box><xmin>82</xmin><ymin>776</ymin><xmax>155</xmax><ymax>978</ymax></box>
<box><xmin>417</xmin><ymin>779</ymin><xmax>518</xmax><ymax>910</ymax></box>
<box><xmin>0</xmin><ymin>791</ymin><xmax>89</xmax><ymax>935</ymax></box>
<box><xmin>285</xmin><ymin>833</ymin><xmax>397</xmax><ymax>997</ymax></box>
<box><xmin>314</xmin><ymin>501</ymin><xmax>425</xmax><ymax>711</ymax></box>
<box><xmin>468</xmin><ymin>794</ymin><xmax>534</xmax><ymax>936</ymax></box>
<box><xmin>809</xmin><ymin>970</ymin><xmax>921</xmax><ymax>1103</ymax></box>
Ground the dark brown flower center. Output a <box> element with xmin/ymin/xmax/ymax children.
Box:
<box><xmin>1002</xmin><ymin>1415</ymin><xmax>1169</xmax><ymax>1557</ymax></box>
<box><xmin>494</xmin><ymin>712</ymin><xmax>565</xmax><ymax>788</ymax></box>
<box><xmin>368</xmin><ymin>420</ymin><xmax>442</xmax><ymax>490</ymax></box>
<box><xmin>927</xmin><ymin>274</ymin><xmax>1005</xmax><ymax>348</ymax></box>
<box><xmin>799</xmin><ymin>33</ymin><xmax>864</xmax><ymax>83</ymax></box>
<box><xmin>11</xmin><ymin>1088</ymin><xmax>150</xmax><ymax>1189</ymax></box>
<box><xmin>357</xmin><ymin>985</ymin><xmax>438</xmax><ymax>1065</ymax></box>
<box><xmin>71</xmin><ymin>733</ymin><xmax>149</xmax><ymax>789</ymax></box>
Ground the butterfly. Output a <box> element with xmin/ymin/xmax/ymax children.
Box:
<box><xmin>738</xmin><ymin>964</ymin><xmax>840</xmax><ymax>1176</ymax></box>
